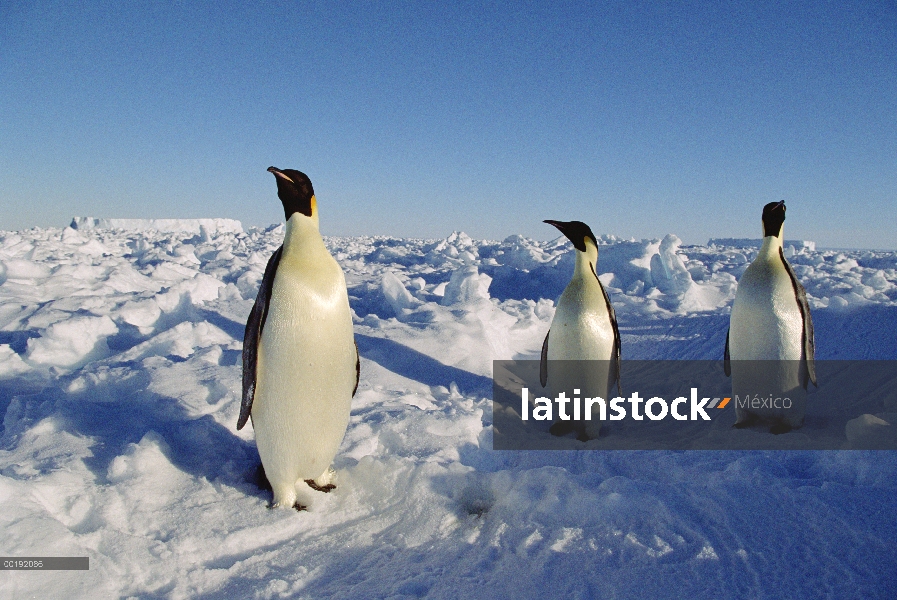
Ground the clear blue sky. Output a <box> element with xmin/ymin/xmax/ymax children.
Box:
<box><xmin>1</xmin><ymin>1</ymin><xmax>895</xmax><ymax>248</ymax></box>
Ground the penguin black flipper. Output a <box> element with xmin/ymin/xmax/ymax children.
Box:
<box><xmin>352</xmin><ymin>339</ymin><xmax>360</xmax><ymax>397</ymax></box>
<box><xmin>238</xmin><ymin>245</ymin><xmax>284</xmax><ymax>430</ymax></box>
<box><xmin>779</xmin><ymin>247</ymin><xmax>816</xmax><ymax>388</ymax></box>
<box><xmin>724</xmin><ymin>329</ymin><xmax>731</xmax><ymax>376</ymax></box>
<box><xmin>539</xmin><ymin>331</ymin><xmax>549</xmax><ymax>388</ymax></box>
<box><xmin>592</xmin><ymin>263</ymin><xmax>622</xmax><ymax>396</ymax></box>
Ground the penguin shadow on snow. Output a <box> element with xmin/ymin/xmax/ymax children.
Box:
<box><xmin>618</xmin><ymin>313</ymin><xmax>731</xmax><ymax>360</ymax></box>
<box><xmin>354</xmin><ymin>333</ymin><xmax>492</xmax><ymax>395</ymax></box>
<box><xmin>196</xmin><ymin>308</ymin><xmax>247</xmax><ymax>341</ymax></box>
<box><xmin>813</xmin><ymin>304</ymin><xmax>897</xmax><ymax>359</ymax></box>
<box><xmin>3</xmin><ymin>364</ymin><xmax>265</xmax><ymax>501</ymax></box>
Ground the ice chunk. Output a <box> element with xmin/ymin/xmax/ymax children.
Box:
<box><xmin>117</xmin><ymin>298</ymin><xmax>162</xmax><ymax>330</ymax></box>
<box><xmin>26</xmin><ymin>315</ymin><xmax>119</xmax><ymax>368</ymax></box>
<box><xmin>845</xmin><ymin>414</ymin><xmax>897</xmax><ymax>449</ymax></box>
<box><xmin>829</xmin><ymin>296</ymin><xmax>849</xmax><ymax>309</ymax></box>
<box><xmin>649</xmin><ymin>234</ymin><xmax>693</xmax><ymax>296</ymax></box>
<box><xmin>0</xmin><ymin>344</ymin><xmax>31</xmax><ymax>378</ymax></box>
<box><xmin>79</xmin><ymin>239</ymin><xmax>112</xmax><ymax>256</ymax></box>
<box><xmin>494</xmin><ymin>234</ymin><xmax>553</xmax><ymax>270</ymax></box>
<box><xmin>863</xmin><ymin>271</ymin><xmax>891</xmax><ymax>291</ymax></box>
<box><xmin>381</xmin><ymin>270</ymin><xmax>420</xmax><ymax>315</ymax></box>
<box><xmin>597</xmin><ymin>239</ymin><xmax>660</xmax><ymax>294</ymax></box>
<box><xmin>424</xmin><ymin>231</ymin><xmax>480</xmax><ymax>266</ymax></box>
<box><xmin>60</xmin><ymin>226</ymin><xmax>85</xmax><ymax>244</ymax></box>
<box><xmin>236</xmin><ymin>268</ymin><xmax>264</xmax><ymax>300</ymax></box>
<box><xmin>441</xmin><ymin>266</ymin><xmax>492</xmax><ymax>305</ymax></box>
<box><xmin>110</xmin><ymin>321</ymin><xmax>233</xmax><ymax>362</ymax></box>
<box><xmin>2</xmin><ymin>258</ymin><xmax>53</xmax><ymax>280</ymax></box>
<box><xmin>155</xmin><ymin>273</ymin><xmax>225</xmax><ymax>311</ymax></box>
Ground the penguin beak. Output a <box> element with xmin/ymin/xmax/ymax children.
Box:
<box><xmin>545</xmin><ymin>220</ymin><xmax>575</xmax><ymax>242</ymax></box>
<box><xmin>544</xmin><ymin>220</ymin><xmax>583</xmax><ymax>252</ymax></box>
<box><xmin>267</xmin><ymin>166</ymin><xmax>295</xmax><ymax>184</ymax></box>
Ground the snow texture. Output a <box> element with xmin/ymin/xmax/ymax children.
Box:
<box><xmin>71</xmin><ymin>218</ymin><xmax>243</xmax><ymax>236</ymax></box>
<box><xmin>0</xmin><ymin>223</ymin><xmax>895</xmax><ymax>598</ymax></box>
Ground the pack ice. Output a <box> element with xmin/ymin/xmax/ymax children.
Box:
<box><xmin>0</xmin><ymin>221</ymin><xmax>895</xmax><ymax>598</ymax></box>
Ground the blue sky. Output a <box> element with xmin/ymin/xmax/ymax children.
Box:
<box><xmin>1</xmin><ymin>1</ymin><xmax>895</xmax><ymax>248</ymax></box>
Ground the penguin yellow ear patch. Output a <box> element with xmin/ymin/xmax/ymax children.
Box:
<box><xmin>311</xmin><ymin>195</ymin><xmax>317</xmax><ymax>216</ymax></box>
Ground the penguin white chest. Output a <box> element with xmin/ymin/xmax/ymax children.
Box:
<box><xmin>730</xmin><ymin>257</ymin><xmax>803</xmax><ymax>361</ymax></box>
<box><xmin>252</xmin><ymin>252</ymin><xmax>355</xmax><ymax>485</ymax></box>
<box><xmin>548</xmin><ymin>279</ymin><xmax>614</xmax><ymax>361</ymax></box>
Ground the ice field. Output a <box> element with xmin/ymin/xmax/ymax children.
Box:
<box><xmin>1</xmin><ymin>219</ymin><xmax>895</xmax><ymax>598</ymax></box>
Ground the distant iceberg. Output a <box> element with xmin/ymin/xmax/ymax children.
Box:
<box><xmin>71</xmin><ymin>217</ymin><xmax>243</xmax><ymax>235</ymax></box>
<box><xmin>708</xmin><ymin>238</ymin><xmax>815</xmax><ymax>251</ymax></box>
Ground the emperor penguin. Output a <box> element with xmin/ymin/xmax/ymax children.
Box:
<box><xmin>238</xmin><ymin>167</ymin><xmax>359</xmax><ymax>509</ymax></box>
<box><xmin>725</xmin><ymin>200</ymin><xmax>816</xmax><ymax>433</ymax></box>
<box><xmin>540</xmin><ymin>220</ymin><xmax>621</xmax><ymax>441</ymax></box>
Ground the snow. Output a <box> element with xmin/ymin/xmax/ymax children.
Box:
<box><xmin>71</xmin><ymin>218</ymin><xmax>244</xmax><ymax>235</ymax></box>
<box><xmin>0</xmin><ymin>223</ymin><xmax>895</xmax><ymax>598</ymax></box>
<box><xmin>709</xmin><ymin>238</ymin><xmax>817</xmax><ymax>252</ymax></box>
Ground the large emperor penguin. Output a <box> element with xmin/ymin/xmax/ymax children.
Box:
<box><xmin>238</xmin><ymin>167</ymin><xmax>359</xmax><ymax>509</ymax></box>
<box><xmin>725</xmin><ymin>200</ymin><xmax>816</xmax><ymax>433</ymax></box>
<box><xmin>540</xmin><ymin>220</ymin><xmax>621</xmax><ymax>441</ymax></box>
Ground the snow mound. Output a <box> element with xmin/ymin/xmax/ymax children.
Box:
<box><xmin>25</xmin><ymin>315</ymin><xmax>119</xmax><ymax>369</ymax></box>
<box><xmin>650</xmin><ymin>234</ymin><xmax>693</xmax><ymax>296</ymax></box>
<box><xmin>845</xmin><ymin>413</ymin><xmax>897</xmax><ymax>449</ymax></box>
<box><xmin>442</xmin><ymin>266</ymin><xmax>493</xmax><ymax>305</ymax></box>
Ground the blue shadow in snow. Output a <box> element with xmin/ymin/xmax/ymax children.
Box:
<box><xmin>355</xmin><ymin>333</ymin><xmax>492</xmax><ymax>395</ymax></box>
<box><xmin>0</xmin><ymin>329</ymin><xmax>41</xmax><ymax>355</ymax></box>
<box><xmin>813</xmin><ymin>304</ymin><xmax>897</xmax><ymax>360</ymax></box>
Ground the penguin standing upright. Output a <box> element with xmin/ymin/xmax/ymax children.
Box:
<box><xmin>725</xmin><ymin>200</ymin><xmax>816</xmax><ymax>433</ymax></box>
<box><xmin>238</xmin><ymin>167</ymin><xmax>359</xmax><ymax>509</ymax></box>
<box><xmin>540</xmin><ymin>220</ymin><xmax>621</xmax><ymax>441</ymax></box>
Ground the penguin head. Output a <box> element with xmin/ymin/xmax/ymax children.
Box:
<box><xmin>545</xmin><ymin>220</ymin><xmax>599</xmax><ymax>260</ymax></box>
<box><xmin>761</xmin><ymin>200</ymin><xmax>786</xmax><ymax>238</ymax></box>
<box><xmin>267</xmin><ymin>167</ymin><xmax>317</xmax><ymax>224</ymax></box>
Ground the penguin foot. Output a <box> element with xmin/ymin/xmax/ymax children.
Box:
<box><xmin>549</xmin><ymin>421</ymin><xmax>595</xmax><ymax>442</ymax></box>
<box><xmin>769</xmin><ymin>422</ymin><xmax>793</xmax><ymax>435</ymax></box>
<box><xmin>266</xmin><ymin>500</ymin><xmax>307</xmax><ymax>511</ymax></box>
<box><xmin>549</xmin><ymin>421</ymin><xmax>576</xmax><ymax>437</ymax></box>
<box><xmin>732</xmin><ymin>414</ymin><xmax>760</xmax><ymax>429</ymax></box>
<box><xmin>305</xmin><ymin>479</ymin><xmax>336</xmax><ymax>493</ymax></box>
